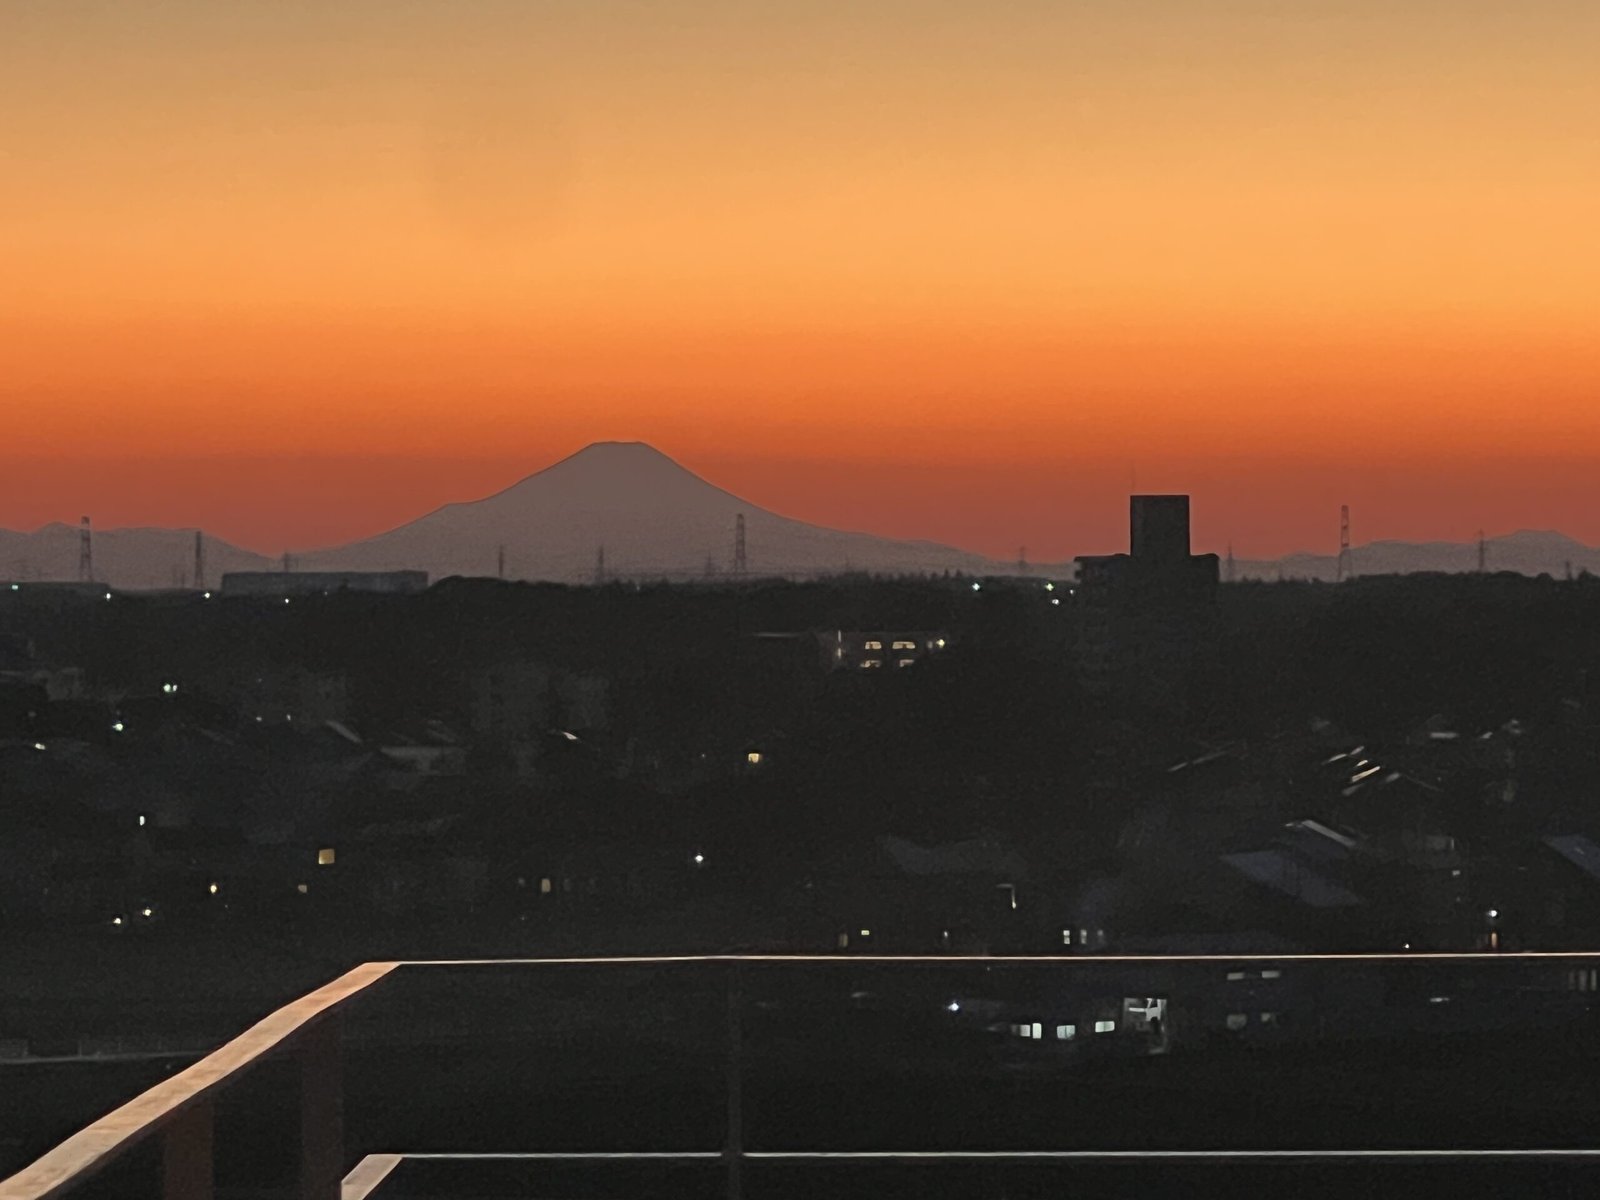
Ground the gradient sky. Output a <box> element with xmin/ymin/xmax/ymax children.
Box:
<box><xmin>3</xmin><ymin>1</ymin><xmax>1598</xmax><ymax>558</ymax></box>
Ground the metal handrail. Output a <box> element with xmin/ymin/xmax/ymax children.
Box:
<box><xmin>0</xmin><ymin>962</ymin><xmax>399</xmax><ymax>1200</ymax></box>
<box><xmin>6</xmin><ymin>950</ymin><xmax>1598</xmax><ymax>1199</ymax></box>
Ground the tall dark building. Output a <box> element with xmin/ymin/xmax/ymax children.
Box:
<box><xmin>1074</xmin><ymin>495</ymin><xmax>1219</xmax><ymax>709</ymax></box>
<box><xmin>1130</xmin><ymin>495</ymin><xmax>1191</xmax><ymax>562</ymax></box>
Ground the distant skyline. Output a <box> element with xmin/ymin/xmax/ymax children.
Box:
<box><xmin>4</xmin><ymin>2</ymin><xmax>1598</xmax><ymax>557</ymax></box>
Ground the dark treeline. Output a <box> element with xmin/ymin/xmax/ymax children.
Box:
<box><xmin>5</xmin><ymin>570</ymin><xmax>1600</xmax><ymax>957</ymax></box>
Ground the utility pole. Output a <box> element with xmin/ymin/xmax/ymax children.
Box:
<box><xmin>1225</xmin><ymin>542</ymin><xmax>1236</xmax><ymax>583</ymax></box>
<box><xmin>194</xmin><ymin>531</ymin><xmax>206</xmax><ymax>592</ymax></box>
<box><xmin>79</xmin><ymin>516</ymin><xmax>93</xmax><ymax>583</ymax></box>
<box><xmin>1336</xmin><ymin>505</ymin><xmax>1351</xmax><ymax>583</ymax></box>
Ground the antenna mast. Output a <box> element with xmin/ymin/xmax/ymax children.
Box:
<box><xmin>1336</xmin><ymin>505</ymin><xmax>1352</xmax><ymax>582</ymax></box>
<box><xmin>1225</xmin><ymin>542</ymin><xmax>1236</xmax><ymax>583</ymax></box>
<box><xmin>594</xmin><ymin>545</ymin><xmax>607</xmax><ymax>586</ymax></box>
<box><xmin>194</xmin><ymin>531</ymin><xmax>205</xmax><ymax>592</ymax></box>
<box><xmin>79</xmin><ymin>516</ymin><xmax>93</xmax><ymax>583</ymax></box>
<box><xmin>733</xmin><ymin>513</ymin><xmax>747</xmax><ymax>576</ymax></box>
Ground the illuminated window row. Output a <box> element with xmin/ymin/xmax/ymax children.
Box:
<box><xmin>1013</xmin><ymin>1020</ymin><xmax>1115</xmax><ymax>1038</ymax></box>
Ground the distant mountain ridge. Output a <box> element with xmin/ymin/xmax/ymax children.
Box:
<box><xmin>1234</xmin><ymin>530</ymin><xmax>1600</xmax><ymax>582</ymax></box>
<box><xmin>3</xmin><ymin>443</ymin><xmax>1597</xmax><ymax>588</ymax></box>
<box><xmin>0</xmin><ymin>524</ymin><xmax>271</xmax><ymax>590</ymax></box>
<box><xmin>296</xmin><ymin>441</ymin><xmax>1010</xmax><ymax>582</ymax></box>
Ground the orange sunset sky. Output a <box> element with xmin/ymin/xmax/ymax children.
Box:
<box><xmin>3</xmin><ymin>1</ymin><xmax>1598</xmax><ymax>560</ymax></box>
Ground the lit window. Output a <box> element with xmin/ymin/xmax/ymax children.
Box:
<box><xmin>1226</xmin><ymin>971</ymin><xmax>1246</xmax><ymax>981</ymax></box>
<box><xmin>861</xmin><ymin>659</ymin><xmax>883</xmax><ymax>669</ymax></box>
<box><xmin>1226</xmin><ymin>1013</ymin><xmax>1248</xmax><ymax>1031</ymax></box>
<box><xmin>1061</xmin><ymin>929</ymin><xmax>1072</xmax><ymax>946</ymax></box>
<box><xmin>540</xmin><ymin>877</ymin><xmax>553</xmax><ymax>894</ymax></box>
<box><xmin>208</xmin><ymin>883</ymin><xmax>219</xmax><ymax>895</ymax></box>
<box><xmin>296</xmin><ymin>883</ymin><xmax>309</xmax><ymax>894</ymax></box>
<box><xmin>935</xmin><ymin>638</ymin><xmax>946</xmax><ymax>648</ymax></box>
<box><xmin>837</xmin><ymin>933</ymin><xmax>850</xmax><ymax>949</ymax></box>
<box><xmin>1032</xmin><ymin>1022</ymin><xmax>1042</xmax><ymax>1040</ymax></box>
<box><xmin>864</xmin><ymin>640</ymin><xmax>883</xmax><ymax>650</ymax></box>
<box><xmin>746</xmin><ymin>751</ymin><xmax>763</xmax><ymax>765</ymax></box>
<box><xmin>898</xmin><ymin>659</ymin><xmax>915</xmax><ymax>668</ymax></box>
<box><xmin>137</xmin><ymin>814</ymin><xmax>146</xmax><ymax>827</ymax></box>
<box><xmin>1260</xmin><ymin>1011</ymin><xmax>1278</xmax><ymax>1024</ymax></box>
<box><xmin>1261</xmin><ymin>969</ymin><xmax>1281</xmax><ymax>979</ymax></box>
<box><xmin>892</xmin><ymin>641</ymin><xmax>916</xmax><ymax>650</ymax></box>
<box><xmin>860</xmin><ymin>928</ymin><xmax>871</xmax><ymax>937</ymax></box>
<box><xmin>1056</xmin><ymin>1024</ymin><xmax>1076</xmax><ymax>1040</ymax></box>
<box><xmin>317</xmin><ymin>848</ymin><xmax>336</xmax><ymax>866</ymax></box>
<box><xmin>1094</xmin><ymin>1020</ymin><xmax>1115</xmax><ymax>1034</ymax></box>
